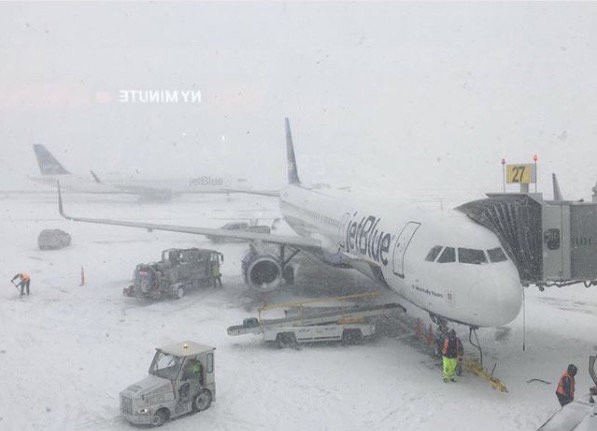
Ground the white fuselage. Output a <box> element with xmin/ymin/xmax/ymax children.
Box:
<box><xmin>28</xmin><ymin>174</ymin><xmax>119</xmax><ymax>193</ymax></box>
<box><xmin>280</xmin><ymin>185</ymin><xmax>522</xmax><ymax>327</ymax></box>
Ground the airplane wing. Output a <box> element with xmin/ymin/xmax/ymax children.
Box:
<box><xmin>57</xmin><ymin>183</ymin><xmax>321</xmax><ymax>250</ymax></box>
<box><xmin>220</xmin><ymin>188</ymin><xmax>279</xmax><ymax>197</ymax></box>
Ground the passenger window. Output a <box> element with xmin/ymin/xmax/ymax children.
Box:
<box><xmin>487</xmin><ymin>247</ymin><xmax>507</xmax><ymax>263</ymax></box>
<box><xmin>207</xmin><ymin>353</ymin><xmax>214</xmax><ymax>373</ymax></box>
<box><xmin>458</xmin><ymin>248</ymin><xmax>487</xmax><ymax>264</ymax></box>
<box><xmin>425</xmin><ymin>246</ymin><xmax>443</xmax><ymax>262</ymax></box>
<box><xmin>437</xmin><ymin>247</ymin><xmax>455</xmax><ymax>263</ymax></box>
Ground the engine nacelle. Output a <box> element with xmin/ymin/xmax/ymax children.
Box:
<box><xmin>242</xmin><ymin>251</ymin><xmax>282</xmax><ymax>293</ymax></box>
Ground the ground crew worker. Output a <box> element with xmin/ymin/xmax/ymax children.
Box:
<box><xmin>441</xmin><ymin>329</ymin><xmax>463</xmax><ymax>382</ymax></box>
<box><xmin>211</xmin><ymin>259</ymin><xmax>222</xmax><ymax>288</ymax></box>
<box><xmin>191</xmin><ymin>359</ymin><xmax>203</xmax><ymax>384</ymax></box>
<box><xmin>11</xmin><ymin>272</ymin><xmax>30</xmax><ymax>296</ymax></box>
<box><xmin>180</xmin><ymin>359</ymin><xmax>204</xmax><ymax>399</ymax></box>
<box><xmin>187</xmin><ymin>359</ymin><xmax>204</xmax><ymax>385</ymax></box>
<box><xmin>556</xmin><ymin>364</ymin><xmax>577</xmax><ymax>407</ymax></box>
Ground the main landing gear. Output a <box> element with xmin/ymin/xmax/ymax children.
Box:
<box><xmin>279</xmin><ymin>245</ymin><xmax>300</xmax><ymax>285</ymax></box>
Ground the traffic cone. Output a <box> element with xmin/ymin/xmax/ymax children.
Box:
<box><xmin>414</xmin><ymin>319</ymin><xmax>422</xmax><ymax>338</ymax></box>
<box><xmin>426</xmin><ymin>324</ymin><xmax>434</xmax><ymax>345</ymax></box>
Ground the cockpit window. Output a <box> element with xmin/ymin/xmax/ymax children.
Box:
<box><xmin>487</xmin><ymin>247</ymin><xmax>507</xmax><ymax>262</ymax></box>
<box><xmin>458</xmin><ymin>248</ymin><xmax>487</xmax><ymax>264</ymax></box>
<box><xmin>437</xmin><ymin>247</ymin><xmax>455</xmax><ymax>263</ymax></box>
<box><xmin>425</xmin><ymin>246</ymin><xmax>443</xmax><ymax>262</ymax></box>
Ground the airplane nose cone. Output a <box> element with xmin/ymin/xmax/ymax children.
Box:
<box><xmin>470</xmin><ymin>274</ymin><xmax>522</xmax><ymax>326</ymax></box>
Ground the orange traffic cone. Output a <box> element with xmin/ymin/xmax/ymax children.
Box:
<box><xmin>414</xmin><ymin>318</ymin><xmax>422</xmax><ymax>339</ymax></box>
<box><xmin>426</xmin><ymin>324</ymin><xmax>434</xmax><ymax>345</ymax></box>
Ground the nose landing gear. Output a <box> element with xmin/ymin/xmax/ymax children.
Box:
<box><xmin>468</xmin><ymin>326</ymin><xmax>482</xmax><ymax>366</ymax></box>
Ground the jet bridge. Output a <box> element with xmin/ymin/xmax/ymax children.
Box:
<box><xmin>457</xmin><ymin>193</ymin><xmax>597</xmax><ymax>288</ymax></box>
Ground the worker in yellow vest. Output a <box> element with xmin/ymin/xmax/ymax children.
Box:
<box><xmin>211</xmin><ymin>260</ymin><xmax>222</xmax><ymax>288</ymax></box>
<box><xmin>11</xmin><ymin>272</ymin><xmax>30</xmax><ymax>296</ymax></box>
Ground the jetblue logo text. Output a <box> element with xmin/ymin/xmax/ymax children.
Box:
<box><xmin>189</xmin><ymin>176</ymin><xmax>224</xmax><ymax>187</ymax></box>
<box><xmin>345</xmin><ymin>214</ymin><xmax>391</xmax><ymax>265</ymax></box>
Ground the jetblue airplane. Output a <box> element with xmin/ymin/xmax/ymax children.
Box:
<box><xmin>30</xmin><ymin>144</ymin><xmax>273</xmax><ymax>200</ymax></box>
<box><xmin>58</xmin><ymin>119</ymin><xmax>522</xmax><ymax>328</ymax></box>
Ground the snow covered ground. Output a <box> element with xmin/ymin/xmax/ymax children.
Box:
<box><xmin>1</xmin><ymin>192</ymin><xmax>596</xmax><ymax>431</ymax></box>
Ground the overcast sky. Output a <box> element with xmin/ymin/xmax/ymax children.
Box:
<box><xmin>1</xmin><ymin>2</ymin><xmax>597</xmax><ymax>199</ymax></box>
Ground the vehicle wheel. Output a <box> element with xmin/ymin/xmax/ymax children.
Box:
<box><xmin>342</xmin><ymin>329</ymin><xmax>363</xmax><ymax>345</ymax></box>
<box><xmin>275</xmin><ymin>333</ymin><xmax>285</xmax><ymax>349</ymax></box>
<box><xmin>193</xmin><ymin>389</ymin><xmax>212</xmax><ymax>412</ymax></box>
<box><xmin>151</xmin><ymin>409</ymin><xmax>169</xmax><ymax>427</ymax></box>
<box><xmin>175</xmin><ymin>286</ymin><xmax>185</xmax><ymax>299</ymax></box>
<box><xmin>276</xmin><ymin>332</ymin><xmax>296</xmax><ymax>349</ymax></box>
<box><xmin>284</xmin><ymin>333</ymin><xmax>297</xmax><ymax>347</ymax></box>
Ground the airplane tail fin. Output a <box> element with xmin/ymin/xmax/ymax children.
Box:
<box><xmin>33</xmin><ymin>144</ymin><xmax>70</xmax><ymax>175</ymax></box>
<box><xmin>285</xmin><ymin>118</ymin><xmax>301</xmax><ymax>185</ymax></box>
<box><xmin>552</xmin><ymin>173</ymin><xmax>564</xmax><ymax>201</ymax></box>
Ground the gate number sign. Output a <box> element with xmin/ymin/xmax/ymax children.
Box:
<box><xmin>506</xmin><ymin>164</ymin><xmax>536</xmax><ymax>184</ymax></box>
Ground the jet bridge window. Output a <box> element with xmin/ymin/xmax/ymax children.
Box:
<box><xmin>458</xmin><ymin>248</ymin><xmax>488</xmax><ymax>264</ymax></box>
<box><xmin>487</xmin><ymin>247</ymin><xmax>507</xmax><ymax>263</ymax></box>
<box><xmin>425</xmin><ymin>246</ymin><xmax>443</xmax><ymax>262</ymax></box>
<box><xmin>437</xmin><ymin>247</ymin><xmax>455</xmax><ymax>263</ymax></box>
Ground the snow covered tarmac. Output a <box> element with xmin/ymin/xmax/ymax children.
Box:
<box><xmin>1</xmin><ymin>193</ymin><xmax>596</xmax><ymax>430</ymax></box>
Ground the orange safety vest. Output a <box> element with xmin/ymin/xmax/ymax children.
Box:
<box><xmin>556</xmin><ymin>371</ymin><xmax>575</xmax><ymax>398</ymax></box>
<box><xmin>441</xmin><ymin>337</ymin><xmax>461</xmax><ymax>358</ymax></box>
<box><xmin>19</xmin><ymin>272</ymin><xmax>30</xmax><ymax>281</ymax></box>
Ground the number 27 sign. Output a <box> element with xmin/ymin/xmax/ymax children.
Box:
<box><xmin>506</xmin><ymin>164</ymin><xmax>536</xmax><ymax>184</ymax></box>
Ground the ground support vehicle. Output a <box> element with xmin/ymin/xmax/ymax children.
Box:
<box><xmin>123</xmin><ymin>248</ymin><xmax>223</xmax><ymax>300</ymax></box>
<box><xmin>228</xmin><ymin>294</ymin><xmax>404</xmax><ymax>347</ymax></box>
<box><xmin>120</xmin><ymin>341</ymin><xmax>216</xmax><ymax>427</ymax></box>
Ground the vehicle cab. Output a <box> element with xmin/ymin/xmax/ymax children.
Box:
<box><xmin>120</xmin><ymin>341</ymin><xmax>216</xmax><ymax>427</ymax></box>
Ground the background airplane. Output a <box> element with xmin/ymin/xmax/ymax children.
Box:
<box><xmin>29</xmin><ymin>143</ymin><xmax>276</xmax><ymax>200</ymax></box>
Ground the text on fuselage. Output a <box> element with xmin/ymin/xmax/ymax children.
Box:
<box><xmin>345</xmin><ymin>214</ymin><xmax>391</xmax><ymax>265</ymax></box>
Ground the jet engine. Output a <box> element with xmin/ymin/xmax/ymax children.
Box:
<box><xmin>242</xmin><ymin>250</ymin><xmax>283</xmax><ymax>292</ymax></box>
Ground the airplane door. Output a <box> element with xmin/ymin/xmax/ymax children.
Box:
<box><xmin>337</xmin><ymin>212</ymin><xmax>351</xmax><ymax>249</ymax></box>
<box><xmin>392</xmin><ymin>222</ymin><xmax>421</xmax><ymax>278</ymax></box>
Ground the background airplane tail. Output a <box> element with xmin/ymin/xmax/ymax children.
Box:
<box><xmin>285</xmin><ymin>118</ymin><xmax>301</xmax><ymax>185</ymax></box>
<box><xmin>33</xmin><ymin>144</ymin><xmax>70</xmax><ymax>175</ymax></box>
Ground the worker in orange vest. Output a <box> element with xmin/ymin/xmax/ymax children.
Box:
<box><xmin>556</xmin><ymin>364</ymin><xmax>577</xmax><ymax>407</ymax></box>
<box><xmin>441</xmin><ymin>329</ymin><xmax>463</xmax><ymax>382</ymax></box>
<box><xmin>11</xmin><ymin>272</ymin><xmax>30</xmax><ymax>296</ymax></box>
